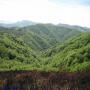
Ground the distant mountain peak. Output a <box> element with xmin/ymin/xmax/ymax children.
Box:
<box><xmin>0</xmin><ymin>20</ymin><xmax>37</xmax><ymax>27</ymax></box>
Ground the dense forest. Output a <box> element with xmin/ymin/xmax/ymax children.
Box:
<box><xmin>0</xmin><ymin>24</ymin><xmax>90</xmax><ymax>72</ymax></box>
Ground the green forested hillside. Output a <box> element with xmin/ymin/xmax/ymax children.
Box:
<box><xmin>0</xmin><ymin>32</ymin><xmax>42</xmax><ymax>70</ymax></box>
<box><xmin>0</xmin><ymin>24</ymin><xmax>90</xmax><ymax>72</ymax></box>
<box><xmin>44</xmin><ymin>33</ymin><xmax>90</xmax><ymax>72</ymax></box>
<box><xmin>26</xmin><ymin>24</ymin><xmax>81</xmax><ymax>50</ymax></box>
<box><xmin>0</xmin><ymin>24</ymin><xmax>81</xmax><ymax>50</ymax></box>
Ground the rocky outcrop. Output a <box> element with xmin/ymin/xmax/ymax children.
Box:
<box><xmin>0</xmin><ymin>70</ymin><xmax>90</xmax><ymax>90</ymax></box>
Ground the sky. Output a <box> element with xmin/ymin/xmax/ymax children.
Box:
<box><xmin>0</xmin><ymin>0</ymin><xmax>90</xmax><ymax>27</ymax></box>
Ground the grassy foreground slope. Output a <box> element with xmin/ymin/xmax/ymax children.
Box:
<box><xmin>44</xmin><ymin>33</ymin><xmax>90</xmax><ymax>72</ymax></box>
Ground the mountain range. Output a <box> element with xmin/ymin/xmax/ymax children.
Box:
<box><xmin>0</xmin><ymin>22</ymin><xmax>90</xmax><ymax>72</ymax></box>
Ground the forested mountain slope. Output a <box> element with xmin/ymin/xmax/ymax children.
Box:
<box><xmin>44</xmin><ymin>33</ymin><xmax>90</xmax><ymax>72</ymax></box>
<box><xmin>0</xmin><ymin>32</ymin><xmax>41</xmax><ymax>70</ymax></box>
<box><xmin>0</xmin><ymin>24</ymin><xmax>90</xmax><ymax>72</ymax></box>
<box><xmin>0</xmin><ymin>24</ymin><xmax>82</xmax><ymax>50</ymax></box>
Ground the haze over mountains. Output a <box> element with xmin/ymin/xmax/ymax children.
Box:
<box><xmin>0</xmin><ymin>20</ymin><xmax>36</xmax><ymax>27</ymax></box>
<box><xmin>0</xmin><ymin>20</ymin><xmax>90</xmax><ymax>29</ymax></box>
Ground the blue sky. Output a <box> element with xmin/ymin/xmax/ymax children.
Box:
<box><xmin>0</xmin><ymin>0</ymin><xmax>90</xmax><ymax>27</ymax></box>
<box><xmin>50</xmin><ymin>0</ymin><xmax>90</xmax><ymax>6</ymax></box>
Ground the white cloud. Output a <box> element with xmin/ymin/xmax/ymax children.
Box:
<box><xmin>47</xmin><ymin>1</ymin><xmax>90</xmax><ymax>27</ymax></box>
<box><xmin>0</xmin><ymin>0</ymin><xmax>49</xmax><ymax>21</ymax></box>
<box><xmin>0</xmin><ymin>0</ymin><xmax>90</xmax><ymax>27</ymax></box>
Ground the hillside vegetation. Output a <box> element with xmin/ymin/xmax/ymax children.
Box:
<box><xmin>44</xmin><ymin>33</ymin><xmax>90</xmax><ymax>72</ymax></box>
<box><xmin>0</xmin><ymin>24</ymin><xmax>90</xmax><ymax>72</ymax></box>
<box><xmin>0</xmin><ymin>32</ymin><xmax>42</xmax><ymax>70</ymax></box>
<box><xmin>0</xmin><ymin>24</ymin><xmax>81</xmax><ymax>50</ymax></box>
